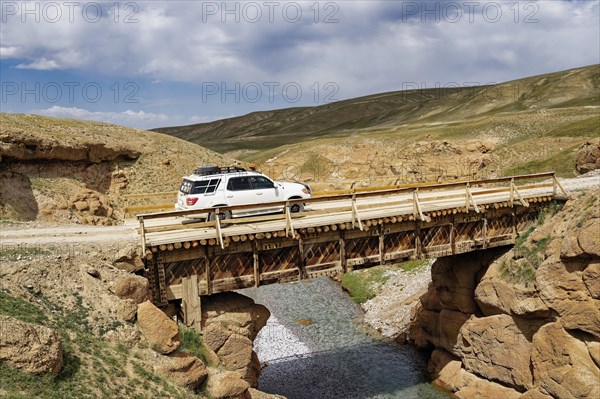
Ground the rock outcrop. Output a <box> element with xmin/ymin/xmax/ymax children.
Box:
<box><xmin>576</xmin><ymin>141</ymin><xmax>600</xmax><ymax>174</ymax></box>
<box><xmin>202</xmin><ymin>292</ymin><xmax>270</xmax><ymax>387</ymax></box>
<box><xmin>405</xmin><ymin>190</ymin><xmax>600</xmax><ymax>398</ymax></box>
<box><xmin>137</xmin><ymin>300</ymin><xmax>181</xmax><ymax>354</ymax></box>
<box><xmin>0</xmin><ymin>316</ymin><xmax>63</xmax><ymax>375</ymax></box>
<box><xmin>154</xmin><ymin>351</ymin><xmax>208</xmax><ymax>389</ymax></box>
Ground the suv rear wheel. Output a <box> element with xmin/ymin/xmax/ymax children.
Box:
<box><xmin>208</xmin><ymin>210</ymin><xmax>231</xmax><ymax>221</ymax></box>
<box><xmin>289</xmin><ymin>203</ymin><xmax>304</xmax><ymax>213</ymax></box>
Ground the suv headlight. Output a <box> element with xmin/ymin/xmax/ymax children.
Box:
<box><xmin>301</xmin><ymin>184</ymin><xmax>312</xmax><ymax>195</ymax></box>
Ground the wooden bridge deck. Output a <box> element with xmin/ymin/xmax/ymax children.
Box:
<box><xmin>137</xmin><ymin>172</ymin><xmax>568</xmax><ymax>330</ymax></box>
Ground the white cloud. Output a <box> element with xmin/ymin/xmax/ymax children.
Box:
<box><xmin>16</xmin><ymin>57</ymin><xmax>60</xmax><ymax>70</ymax></box>
<box><xmin>2</xmin><ymin>1</ymin><xmax>599</xmax><ymax>121</ymax></box>
<box><xmin>33</xmin><ymin>106</ymin><xmax>169</xmax><ymax>128</ymax></box>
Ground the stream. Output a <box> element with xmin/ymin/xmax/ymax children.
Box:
<box><xmin>241</xmin><ymin>277</ymin><xmax>450</xmax><ymax>399</ymax></box>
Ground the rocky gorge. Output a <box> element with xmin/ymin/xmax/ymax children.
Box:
<box><xmin>377</xmin><ymin>189</ymin><xmax>600</xmax><ymax>398</ymax></box>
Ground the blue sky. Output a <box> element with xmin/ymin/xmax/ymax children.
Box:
<box><xmin>1</xmin><ymin>0</ymin><xmax>599</xmax><ymax>129</ymax></box>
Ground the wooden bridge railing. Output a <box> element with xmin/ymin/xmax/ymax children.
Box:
<box><xmin>137</xmin><ymin>172</ymin><xmax>568</xmax><ymax>256</ymax></box>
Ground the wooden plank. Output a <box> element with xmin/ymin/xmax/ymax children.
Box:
<box><xmin>181</xmin><ymin>275</ymin><xmax>202</xmax><ymax>331</ymax></box>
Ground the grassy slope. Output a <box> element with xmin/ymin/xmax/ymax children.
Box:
<box><xmin>0</xmin><ymin>289</ymin><xmax>200</xmax><ymax>399</ymax></box>
<box><xmin>154</xmin><ymin>65</ymin><xmax>599</xmax><ymax>154</ymax></box>
<box><xmin>153</xmin><ymin>65</ymin><xmax>599</xmax><ymax>181</ymax></box>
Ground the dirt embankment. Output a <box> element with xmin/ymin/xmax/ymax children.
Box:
<box><xmin>0</xmin><ymin>113</ymin><xmax>237</xmax><ymax>225</ymax></box>
<box><xmin>401</xmin><ymin>190</ymin><xmax>600</xmax><ymax>398</ymax></box>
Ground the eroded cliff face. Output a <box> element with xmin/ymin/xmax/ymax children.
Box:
<box><xmin>405</xmin><ymin>190</ymin><xmax>600</xmax><ymax>399</ymax></box>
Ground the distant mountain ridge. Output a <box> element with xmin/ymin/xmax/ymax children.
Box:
<box><xmin>153</xmin><ymin>65</ymin><xmax>599</xmax><ymax>154</ymax></box>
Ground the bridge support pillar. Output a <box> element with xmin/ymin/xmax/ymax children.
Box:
<box><xmin>181</xmin><ymin>274</ymin><xmax>203</xmax><ymax>332</ymax></box>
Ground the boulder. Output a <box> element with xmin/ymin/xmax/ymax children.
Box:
<box><xmin>205</xmin><ymin>369</ymin><xmax>250</xmax><ymax>399</ymax></box>
<box><xmin>454</xmin><ymin>376</ymin><xmax>522</xmax><ymax>399</ymax></box>
<box><xmin>137</xmin><ymin>300</ymin><xmax>180</xmax><ymax>354</ymax></box>
<box><xmin>455</xmin><ymin>314</ymin><xmax>536</xmax><ymax>391</ymax></box>
<box><xmin>116</xmin><ymin>299</ymin><xmax>138</xmax><ymax>322</ymax></box>
<box><xmin>576</xmin><ymin>142</ymin><xmax>600</xmax><ymax>174</ymax></box>
<box><xmin>114</xmin><ymin>275</ymin><xmax>149</xmax><ymax>304</ymax></box>
<box><xmin>0</xmin><ymin>316</ymin><xmax>63</xmax><ymax>375</ymax></box>
<box><xmin>202</xmin><ymin>292</ymin><xmax>270</xmax><ymax>386</ymax></box>
<box><xmin>475</xmin><ymin>259</ymin><xmax>550</xmax><ymax>317</ymax></box>
<box><xmin>536</xmin><ymin>259</ymin><xmax>600</xmax><ymax>338</ymax></box>
<box><xmin>113</xmin><ymin>247</ymin><xmax>145</xmax><ymax>273</ymax></box>
<box><xmin>154</xmin><ymin>351</ymin><xmax>208</xmax><ymax>389</ymax></box>
<box><xmin>560</xmin><ymin>218</ymin><xmax>600</xmax><ymax>260</ymax></box>
<box><xmin>247</xmin><ymin>388</ymin><xmax>287</xmax><ymax>399</ymax></box>
<box><xmin>216</xmin><ymin>333</ymin><xmax>261</xmax><ymax>385</ymax></box>
<box><xmin>532</xmin><ymin>322</ymin><xmax>600</xmax><ymax>399</ymax></box>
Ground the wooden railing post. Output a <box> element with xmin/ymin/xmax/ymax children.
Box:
<box><xmin>351</xmin><ymin>194</ymin><xmax>363</xmax><ymax>230</ymax></box>
<box><xmin>214</xmin><ymin>208</ymin><xmax>224</xmax><ymax>249</ymax></box>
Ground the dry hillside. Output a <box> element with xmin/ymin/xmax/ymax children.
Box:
<box><xmin>155</xmin><ymin>65</ymin><xmax>600</xmax><ymax>190</ymax></box>
<box><xmin>0</xmin><ymin>113</ymin><xmax>237</xmax><ymax>224</ymax></box>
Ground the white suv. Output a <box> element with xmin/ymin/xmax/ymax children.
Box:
<box><xmin>176</xmin><ymin>166</ymin><xmax>311</xmax><ymax>220</ymax></box>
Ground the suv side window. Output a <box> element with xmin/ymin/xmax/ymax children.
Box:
<box><xmin>192</xmin><ymin>179</ymin><xmax>220</xmax><ymax>194</ymax></box>
<box><xmin>227</xmin><ymin>177</ymin><xmax>252</xmax><ymax>191</ymax></box>
<box><xmin>250</xmin><ymin>176</ymin><xmax>275</xmax><ymax>189</ymax></box>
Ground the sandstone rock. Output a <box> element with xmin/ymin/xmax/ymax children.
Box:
<box><xmin>561</xmin><ymin>218</ymin><xmax>600</xmax><ymax>259</ymax></box>
<box><xmin>476</xmin><ymin>259</ymin><xmax>550</xmax><ymax>317</ymax></box>
<box><xmin>113</xmin><ymin>247</ymin><xmax>145</xmax><ymax>273</ymax></box>
<box><xmin>430</xmin><ymin>250</ymin><xmax>507</xmax><ymax>314</ymax></box>
<box><xmin>583</xmin><ymin>263</ymin><xmax>600</xmax><ymax>299</ymax></box>
<box><xmin>247</xmin><ymin>388</ymin><xmax>287</xmax><ymax>399</ymax></box>
<box><xmin>454</xmin><ymin>376</ymin><xmax>522</xmax><ymax>399</ymax></box>
<box><xmin>205</xmin><ymin>369</ymin><xmax>250</xmax><ymax>399</ymax></box>
<box><xmin>428</xmin><ymin>349</ymin><xmax>474</xmax><ymax>392</ymax></box>
<box><xmin>154</xmin><ymin>351</ymin><xmax>208</xmax><ymax>389</ymax></box>
<box><xmin>519</xmin><ymin>388</ymin><xmax>554</xmax><ymax>399</ymax></box>
<box><xmin>203</xmin><ymin>322</ymin><xmax>231</xmax><ymax>353</ymax></box>
<box><xmin>74</xmin><ymin>200</ymin><xmax>88</xmax><ymax>211</ymax></box>
<box><xmin>202</xmin><ymin>292</ymin><xmax>270</xmax><ymax>387</ymax></box>
<box><xmin>576</xmin><ymin>142</ymin><xmax>600</xmax><ymax>174</ymax></box>
<box><xmin>114</xmin><ymin>275</ymin><xmax>149</xmax><ymax>304</ymax></box>
<box><xmin>578</xmin><ymin>218</ymin><xmax>600</xmax><ymax>257</ymax></box>
<box><xmin>537</xmin><ymin>259</ymin><xmax>600</xmax><ymax>338</ymax></box>
<box><xmin>216</xmin><ymin>333</ymin><xmax>261</xmax><ymax>385</ymax></box>
<box><xmin>455</xmin><ymin>314</ymin><xmax>536</xmax><ymax>391</ymax></box>
<box><xmin>0</xmin><ymin>316</ymin><xmax>63</xmax><ymax>375</ymax></box>
<box><xmin>116</xmin><ymin>299</ymin><xmax>138</xmax><ymax>322</ymax></box>
<box><xmin>203</xmin><ymin>292</ymin><xmax>270</xmax><ymax>340</ymax></box>
<box><xmin>137</xmin><ymin>300</ymin><xmax>180</xmax><ymax>354</ymax></box>
<box><xmin>532</xmin><ymin>322</ymin><xmax>600</xmax><ymax>399</ymax></box>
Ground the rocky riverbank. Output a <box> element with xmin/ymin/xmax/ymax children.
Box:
<box><xmin>0</xmin><ymin>247</ymin><xmax>284</xmax><ymax>399</ymax></box>
<box><xmin>366</xmin><ymin>189</ymin><xmax>599</xmax><ymax>398</ymax></box>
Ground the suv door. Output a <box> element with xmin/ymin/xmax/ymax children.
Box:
<box><xmin>225</xmin><ymin>176</ymin><xmax>256</xmax><ymax>214</ymax></box>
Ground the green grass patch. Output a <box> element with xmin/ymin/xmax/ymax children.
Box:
<box><xmin>0</xmin><ymin>289</ymin><xmax>49</xmax><ymax>325</ymax></box>
<box><xmin>545</xmin><ymin>114</ymin><xmax>600</xmax><ymax>137</ymax></box>
<box><xmin>504</xmin><ymin>146</ymin><xmax>580</xmax><ymax>177</ymax></box>
<box><xmin>398</xmin><ymin>259</ymin><xmax>429</xmax><ymax>274</ymax></box>
<box><xmin>500</xmin><ymin>226</ymin><xmax>554</xmax><ymax>287</ymax></box>
<box><xmin>342</xmin><ymin>260</ymin><xmax>429</xmax><ymax>304</ymax></box>
<box><xmin>0</xmin><ymin>246</ymin><xmax>51</xmax><ymax>261</ymax></box>
<box><xmin>180</xmin><ymin>326</ymin><xmax>214</xmax><ymax>366</ymax></box>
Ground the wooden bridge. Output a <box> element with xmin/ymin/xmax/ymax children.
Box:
<box><xmin>138</xmin><ymin>172</ymin><xmax>568</xmax><ymax>330</ymax></box>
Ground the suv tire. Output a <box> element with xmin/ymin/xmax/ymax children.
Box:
<box><xmin>208</xmin><ymin>210</ymin><xmax>232</xmax><ymax>221</ymax></box>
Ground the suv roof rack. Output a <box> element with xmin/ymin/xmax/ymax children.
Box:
<box><xmin>193</xmin><ymin>165</ymin><xmax>247</xmax><ymax>176</ymax></box>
